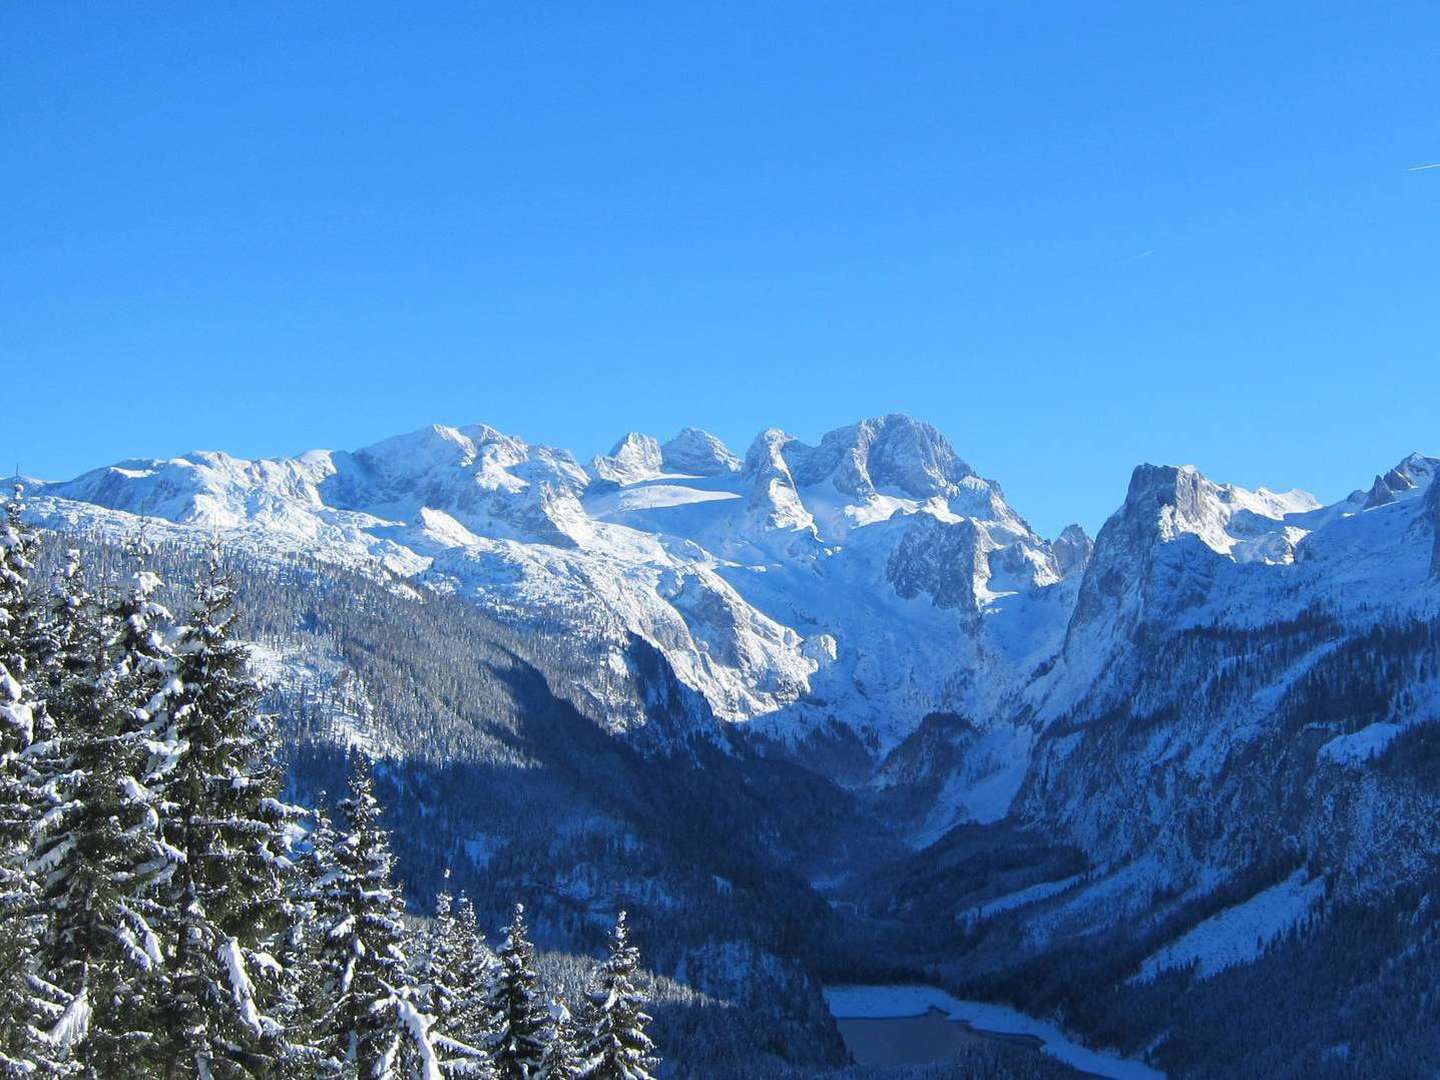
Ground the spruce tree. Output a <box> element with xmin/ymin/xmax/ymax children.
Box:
<box><xmin>7</xmin><ymin>515</ymin><xmax>76</xmax><ymax>859</ymax></box>
<box><xmin>417</xmin><ymin>873</ymin><xmax>463</xmax><ymax>1035</ymax></box>
<box><xmin>488</xmin><ymin>904</ymin><xmax>552</xmax><ymax>1080</ymax></box>
<box><xmin>276</xmin><ymin>800</ymin><xmax>339</xmax><ymax>1078</ymax></box>
<box><xmin>538</xmin><ymin>1008</ymin><xmax>582</xmax><ymax>1080</ymax></box>
<box><xmin>156</xmin><ymin>549</ymin><xmax>300</xmax><ymax>1077</ymax></box>
<box><xmin>0</xmin><ymin>486</ymin><xmax>69</xmax><ymax>1076</ymax></box>
<box><xmin>0</xmin><ymin>484</ymin><xmax>44</xmax><ymax>674</ymax></box>
<box><xmin>0</xmin><ymin>484</ymin><xmax>47</xmax><ymax>865</ymax></box>
<box><xmin>34</xmin><ymin>560</ymin><xmax>182</xmax><ymax>1075</ymax></box>
<box><xmin>314</xmin><ymin>756</ymin><xmax>411</xmax><ymax>1075</ymax></box>
<box><xmin>32</xmin><ymin>548</ymin><xmax>96</xmax><ymax>710</ymax></box>
<box><xmin>575</xmin><ymin>913</ymin><xmax>658</xmax><ymax>1080</ymax></box>
<box><xmin>450</xmin><ymin>895</ymin><xmax>500</xmax><ymax>1057</ymax></box>
<box><xmin>414</xmin><ymin>877</ymin><xmax>498</xmax><ymax>1079</ymax></box>
<box><xmin>24</xmin><ymin>546</ymin><xmax>96</xmax><ymax>1056</ymax></box>
<box><xmin>0</xmin><ymin>669</ymin><xmax>68</xmax><ymax>1078</ymax></box>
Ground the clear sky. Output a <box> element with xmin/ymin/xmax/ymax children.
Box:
<box><xmin>4</xmin><ymin>3</ymin><xmax>1438</xmax><ymax>536</ymax></box>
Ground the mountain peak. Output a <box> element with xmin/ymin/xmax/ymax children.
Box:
<box><xmin>1053</xmin><ymin>524</ymin><xmax>1094</xmax><ymax>576</ymax></box>
<box><xmin>660</xmin><ymin>428</ymin><xmax>741</xmax><ymax>476</ymax></box>
<box><xmin>1338</xmin><ymin>451</ymin><xmax>1433</xmax><ymax>507</ymax></box>
<box><xmin>590</xmin><ymin>432</ymin><xmax>664</xmax><ymax>485</ymax></box>
<box><xmin>741</xmin><ymin>429</ymin><xmax>814</xmax><ymax>535</ymax></box>
<box><xmin>784</xmin><ymin>414</ymin><xmax>975</xmax><ymax>500</ymax></box>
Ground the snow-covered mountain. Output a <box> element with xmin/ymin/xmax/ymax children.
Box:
<box><xmin>24</xmin><ymin>418</ymin><xmax>1440</xmax><ymax>1077</ymax></box>
<box><xmin>30</xmin><ymin>416</ymin><xmax>1072</xmax><ymax>748</ymax></box>
<box><xmin>1035</xmin><ymin>452</ymin><xmax>1439</xmax><ymax>723</ymax></box>
<box><xmin>24</xmin><ymin>417</ymin><xmax>1440</xmax><ymax>846</ymax></box>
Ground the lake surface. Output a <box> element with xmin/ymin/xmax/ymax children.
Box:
<box><xmin>836</xmin><ymin>1007</ymin><xmax>1043</xmax><ymax>1067</ymax></box>
<box><xmin>824</xmin><ymin>985</ymin><xmax>1165</xmax><ymax>1080</ymax></box>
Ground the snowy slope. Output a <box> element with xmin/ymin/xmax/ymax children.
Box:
<box><xmin>1000</xmin><ymin>449</ymin><xmax>1440</xmax><ymax>948</ymax></box>
<box><xmin>1131</xmin><ymin>870</ymin><xmax>1327</xmax><ymax>982</ymax></box>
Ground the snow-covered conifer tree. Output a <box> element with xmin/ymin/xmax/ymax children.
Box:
<box><xmin>0</xmin><ymin>484</ymin><xmax>44</xmax><ymax>675</ymax></box>
<box><xmin>450</xmin><ymin>895</ymin><xmax>500</xmax><ymax>1057</ymax></box>
<box><xmin>411</xmin><ymin>875</ymin><xmax>500</xmax><ymax>1079</ymax></box>
<box><xmin>155</xmin><ymin>549</ymin><xmax>301</xmax><ymax>1076</ymax></box>
<box><xmin>271</xmin><ymin>799</ymin><xmax>342</xmax><ymax>1078</ymax></box>
<box><xmin>33</xmin><ymin>557</ymin><xmax>182</xmax><ymax>1075</ymax></box>
<box><xmin>31</xmin><ymin>548</ymin><xmax>96</xmax><ymax>711</ymax></box>
<box><xmin>488</xmin><ymin>904</ymin><xmax>552</xmax><ymax>1080</ymax></box>
<box><xmin>538</xmin><ymin>1005</ymin><xmax>582</xmax><ymax>1080</ymax></box>
<box><xmin>0</xmin><ymin>486</ymin><xmax>70</xmax><ymax>1076</ymax></box>
<box><xmin>574</xmin><ymin>913</ymin><xmax>658</xmax><ymax>1080</ymax></box>
<box><xmin>314</xmin><ymin>756</ymin><xmax>413</xmax><ymax>1075</ymax></box>
<box><xmin>417</xmin><ymin>873</ymin><xmax>463</xmax><ymax>1034</ymax></box>
<box><xmin>0</xmin><ymin>485</ymin><xmax>47</xmax><ymax>866</ymax></box>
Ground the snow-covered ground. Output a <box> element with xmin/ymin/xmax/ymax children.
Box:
<box><xmin>959</xmin><ymin>873</ymin><xmax>1086</xmax><ymax>925</ymax></box>
<box><xmin>823</xmin><ymin>984</ymin><xmax>1165</xmax><ymax>1079</ymax></box>
<box><xmin>1023</xmin><ymin>857</ymin><xmax>1171</xmax><ymax>949</ymax></box>
<box><xmin>1131</xmin><ymin>870</ymin><xmax>1326</xmax><ymax>983</ymax></box>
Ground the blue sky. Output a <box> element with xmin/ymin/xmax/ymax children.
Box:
<box><xmin>4</xmin><ymin>2</ymin><xmax>1437</xmax><ymax>536</ymax></box>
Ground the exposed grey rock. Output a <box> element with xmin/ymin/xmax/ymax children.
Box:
<box><xmin>1428</xmin><ymin>470</ymin><xmax>1440</xmax><ymax>581</ymax></box>
<box><xmin>886</xmin><ymin>514</ymin><xmax>985</xmax><ymax>612</ymax></box>
<box><xmin>1052</xmin><ymin>524</ymin><xmax>1093</xmax><ymax>577</ymax></box>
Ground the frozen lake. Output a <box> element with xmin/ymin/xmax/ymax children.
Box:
<box><xmin>824</xmin><ymin>985</ymin><xmax>1164</xmax><ymax>1079</ymax></box>
<box><xmin>834</xmin><ymin>1007</ymin><xmax>1042</xmax><ymax>1067</ymax></box>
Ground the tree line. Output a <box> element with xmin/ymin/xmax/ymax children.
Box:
<box><xmin>0</xmin><ymin>488</ymin><xmax>660</xmax><ymax>1079</ymax></box>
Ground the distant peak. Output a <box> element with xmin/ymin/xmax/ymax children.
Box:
<box><xmin>609</xmin><ymin>431</ymin><xmax>660</xmax><ymax>455</ymax></box>
<box><xmin>785</xmin><ymin>415</ymin><xmax>974</xmax><ymax>499</ymax></box>
<box><xmin>456</xmin><ymin>422</ymin><xmax>514</xmax><ymax>445</ymax></box>
<box><xmin>590</xmin><ymin>432</ymin><xmax>664</xmax><ymax>485</ymax></box>
<box><xmin>661</xmin><ymin>428</ymin><xmax>741</xmax><ymax>476</ymax></box>
<box><xmin>1053</xmin><ymin>524</ymin><xmax>1094</xmax><ymax>577</ymax></box>
<box><xmin>1392</xmin><ymin>450</ymin><xmax>1439</xmax><ymax>481</ymax></box>
<box><xmin>742</xmin><ymin>428</ymin><xmax>796</xmax><ymax>475</ymax></box>
<box><xmin>1124</xmin><ymin>462</ymin><xmax>1190</xmax><ymax>500</ymax></box>
<box><xmin>1363</xmin><ymin>452</ymin><xmax>1439</xmax><ymax>509</ymax></box>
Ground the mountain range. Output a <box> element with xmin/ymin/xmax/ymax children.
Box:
<box><xmin>20</xmin><ymin>414</ymin><xmax>1440</xmax><ymax>1077</ymax></box>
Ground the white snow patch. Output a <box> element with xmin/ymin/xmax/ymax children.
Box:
<box><xmin>45</xmin><ymin>987</ymin><xmax>91</xmax><ymax>1050</ymax></box>
<box><xmin>1318</xmin><ymin>723</ymin><xmax>1402</xmax><ymax>768</ymax></box>
<box><xmin>1025</xmin><ymin>857</ymin><xmax>1168</xmax><ymax>947</ymax></box>
<box><xmin>1132</xmin><ymin>870</ymin><xmax>1325</xmax><ymax>983</ymax></box>
<box><xmin>222</xmin><ymin>937</ymin><xmax>264</xmax><ymax>1034</ymax></box>
<box><xmin>960</xmin><ymin>874</ymin><xmax>1085</xmax><ymax>924</ymax></box>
